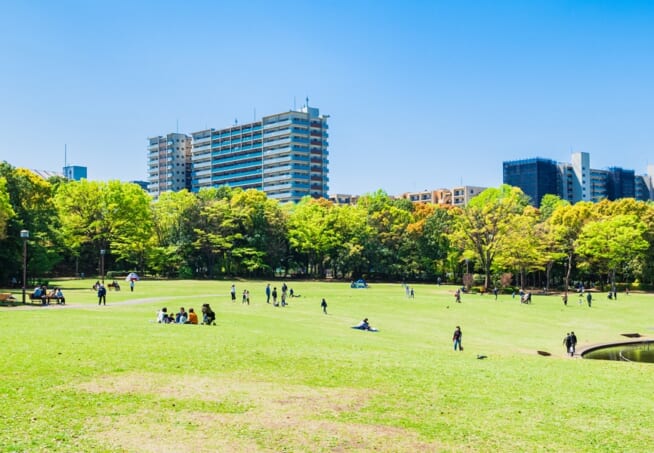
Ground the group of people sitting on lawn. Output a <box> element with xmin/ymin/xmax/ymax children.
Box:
<box><xmin>31</xmin><ymin>285</ymin><xmax>65</xmax><ymax>305</ymax></box>
<box><xmin>156</xmin><ymin>303</ymin><xmax>216</xmax><ymax>325</ymax></box>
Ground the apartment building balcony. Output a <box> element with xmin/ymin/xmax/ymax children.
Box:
<box><xmin>263</xmin><ymin>128</ymin><xmax>291</xmax><ymax>139</ymax></box>
<box><xmin>211</xmin><ymin>150</ymin><xmax>262</xmax><ymax>164</ymax></box>
<box><xmin>212</xmin><ymin>175</ymin><xmax>261</xmax><ymax>186</ymax></box>
<box><xmin>263</xmin><ymin>146</ymin><xmax>292</xmax><ymax>157</ymax></box>
<box><xmin>212</xmin><ymin>160</ymin><xmax>262</xmax><ymax>175</ymax></box>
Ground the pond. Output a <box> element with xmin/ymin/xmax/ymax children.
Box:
<box><xmin>582</xmin><ymin>341</ymin><xmax>654</xmax><ymax>363</ymax></box>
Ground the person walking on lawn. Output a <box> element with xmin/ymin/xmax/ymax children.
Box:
<box><xmin>453</xmin><ymin>326</ymin><xmax>463</xmax><ymax>351</ymax></box>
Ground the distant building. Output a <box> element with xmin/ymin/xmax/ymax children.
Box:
<box><xmin>191</xmin><ymin>104</ymin><xmax>329</xmax><ymax>203</ymax></box>
<box><xmin>30</xmin><ymin>169</ymin><xmax>63</xmax><ymax>179</ymax></box>
<box><xmin>451</xmin><ymin>186</ymin><xmax>487</xmax><ymax>207</ymax></box>
<box><xmin>390</xmin><ymin>185</ymin><xmax>487</xmax><ymax>207</ymax></box>
<box><xmin>63</xmin><ymin>165</ymin><xmax>87</xmax><ymax>181</ymax></box>
<box><xmin>401</xmin><ymin>189</ymin><xmax>452</xmax><ymax>205</ymax></box>
<box><xmin>147</xmin><ymin>133</ymin><xmax>192</xmax><ymax>197</ymax></box>
<box><xmin>329</xmin><ymin>194</ymin><xmax>359</xmax><ymax>205</ymax></box>
<box><xmin>149</xmin><ymin>104</ymin><xmax>329</xmax><ymax>203</ymax></box>
<box><xmin>502</xmin><ymin>158</ymin><xmax>558</xmax><ymax>207</ymax></box>
<box><xmin>504</xmin><ymin>152</ymin><xmax>653</xmax><ymax>207</ymax></box>
<box><xmin>130</xmin><ymin>180</ymin><xmax>149</xmax><ymax>191</ymax></box>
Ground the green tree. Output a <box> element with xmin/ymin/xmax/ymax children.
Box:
<box><xmin>288</xmin><ymin>197</ymin><xmax>336</xmax><ymax>277</ymax></box>
<box><xmin>548</xmin><ymin>201</ymin><xmax>595</xmax><ymax>293</ymax></box>
<box><xmin>55</xmin><ymin>180</ymin><xmax>153</xmax><ymax>276</ymax></box>
<box><xmin>0</xmin><ymin>176</ymin><xmax>14</xmax><ymax>240</ymax></box>
<box><xmin>0</xmin><ymin>164</ymin><xmax>62</xmax><ymax>282</ymax></box>
<box><xmin>450</xmin><ymin>185</ymin><xmax>530</xmax><ymax>289</ymax></box>
<box><xmin>576</xmin><ymin>214</ymin><xmax>649</xmax><ymax>289</ymax></box>
<box><xmin>149</xmin><ymin>190</ymin><xmax>198</xmax><ymax>277</ymax></box>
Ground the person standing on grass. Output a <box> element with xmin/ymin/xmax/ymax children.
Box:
<box><xmin>130</xmin><ymin>279</ymin><xmax>135</xmax><ymax>292</ymax></box>
<box><xmin>272</xmin><ymin>287</ymin><xmax>278</xmax><ymax>306</ymax></box>
<box><xmin>563</xmin><ymin>333</ymin><xmax>572</xmax><ymax>356</ymax></box>
<box><xmin>453</xmin><ymin>326</ymin><xmax>463</xmax><ymax>351</ymax></box>
<box><xmin>321</xmin><ymin>298</ymin><xmax>328</xmax><ymax>314</ymax></box>
<box><xmin>586</xmin><ymin>292</ymin><xmax>592</xmax><ymax>307</ymax></box>
<box><xmin>570</xmin><ymin>332</ymin><xmax>577</xmax><ymax>356</ymax></box>
<box><xmin>265</xmin><ymin>283</ymin><xmax>271</xmax><ymax>304</ymax></box>
<box><xmin>97</xmin><ymin>283</ymin><xmax>107</xmax><ymax>305</ymax></box>
<box><xmin>230</xmin><ymin>284</ymin><xmax>236</xmax><ymax>302</ymax></box>
<box><xmin>562</xmin><ymin>293</ymin><xmax>568</xmax><ymax>306</ymax></box>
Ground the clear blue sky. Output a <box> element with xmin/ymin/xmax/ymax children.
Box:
<box><xmin>1</xmin><ymin>1</ymin><xmax>653</xmax><ymax>195</ymax></box>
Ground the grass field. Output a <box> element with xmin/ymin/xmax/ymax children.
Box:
<box><xmin>1</xmin><ymin>280</ymin><xmax>653</xmax><ymax>452</ymax></box>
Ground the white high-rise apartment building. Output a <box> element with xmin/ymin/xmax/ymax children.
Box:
<box><xmin>147</xmin><ymin>133</ymin><xmax>192</xmax><ymax>197</ymax></box>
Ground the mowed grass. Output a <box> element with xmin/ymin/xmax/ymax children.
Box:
<box><xmin>1</xmin><ymin>280</ymin><xmax>653</xmax><ymax>452</ymax></box>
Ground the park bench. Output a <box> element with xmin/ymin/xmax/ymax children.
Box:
<box><xmin>28</xmin><ymin>294</ymin><xmax>65</xmax><ymax>305</ymax></box>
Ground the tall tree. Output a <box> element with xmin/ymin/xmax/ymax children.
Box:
<box><xmin>576</xmin><ymin>214</ymin><xmax>648</xmax><ymax>289</ymax></box>
<box><xmin>548</xmin><ymin>201</ymin><xmax>596</xmax><ymax>293</ymax></box>
<box><xmin>149</xmin><ymin>190</ymin><xmax>198</xmax><ymax>277</ymax></box>
<box><xmin>450</xmin><ymin>185</ymin><xmax>530</xmax><ymax>289</ymax></box>
<box><xmin>55</xmin><ymin>180</ymin><xmax>153</xmax><ymax>276</ymax></box>
<box><xmin>0</xmin><ymin>176</ymin><xmax>14</xmax><ymax>240</ymax></box>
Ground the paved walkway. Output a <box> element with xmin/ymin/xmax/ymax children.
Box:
<box><xmin>1</xmin><ymin>294</ymin><xmax>219</xmax><ymax>310</ymax></box>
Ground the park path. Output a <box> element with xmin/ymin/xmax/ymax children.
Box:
<box><xmin>2</xmin><ymin>294</ymin><xmax>219</xmax><ymax>310</ymax></box>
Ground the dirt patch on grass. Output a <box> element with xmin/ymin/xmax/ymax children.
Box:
<box><xmin>76</xmin><ymin>372</ymin><xmax>442</xmax><ymax>452</ymax></box>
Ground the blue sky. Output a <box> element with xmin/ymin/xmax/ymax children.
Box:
<box><xmin>1</xmin><ymin>1</ymin><xmax>653</xmax><ymax>195</ymax></box>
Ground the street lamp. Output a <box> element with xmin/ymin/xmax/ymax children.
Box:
<box><xmin>20</xmin><ymin>230</ymin><xmax>29</xmax><ymax>304</ymax></box>
<box><xmin>100</xmin><ymin>249</ymin><xmax>106</xmax><ymax>284</ymax></box>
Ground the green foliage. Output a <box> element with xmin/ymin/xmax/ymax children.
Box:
<box><xmin>0</xmin><ymin>176</ymin><xmax>15</xmax><ymax>239</ymax></box>
<box><xmin>4</xmin><ymin>175</ymin><xmax>654</xmax><ymax>287</ymax></box>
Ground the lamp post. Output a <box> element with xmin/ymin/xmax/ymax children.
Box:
<box><xmin>20</xmin><ymin>229</ymin><xmax>29</xmax><ymax>304</ymax></box>
<box><xmin>100</xmin><ymin>249</ymin><xmax>106</xmax><ymax>284</ymax></box>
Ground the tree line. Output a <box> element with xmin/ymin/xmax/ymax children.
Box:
<box><xmin>1</xmin><ymin>161</ymin><xmax>653</xmax><ymax>290</ymax></box>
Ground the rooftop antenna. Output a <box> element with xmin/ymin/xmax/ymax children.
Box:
<box><xmin>306</xmin><ymin>96</ymin><xmax>309</xmax><ymax>107</ymax></box>
<box><xmin>234</xmin><ymin>118</ymin><xmax>238</xmax><ymax>125</ymax></box>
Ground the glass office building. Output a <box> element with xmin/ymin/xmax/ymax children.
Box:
<box><xmin>503</xmin><ymin>158</ymin><xmax>559</xmax><ymax>207</ymax></box>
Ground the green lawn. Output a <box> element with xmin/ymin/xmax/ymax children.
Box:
<box><xmin>1</xmin><ymin>280</ymin><xmax>652</xmax><ymax>452</ymax></box>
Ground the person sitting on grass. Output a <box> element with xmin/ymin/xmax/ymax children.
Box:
<box><xmin>176</xmin><ymin>307</ymin><xmax>188</xmax><ymax>324</ymax></box>
<box><xmin>187</xmin><ymin>308</ymin><xmax>198</xmax><ymax>324</ymax></box>
<box><xmin>202</xmin><ymin>303</ymin><xmax>216</xmax><ymax>325</ymax></box>
<box><xmin>352</xmin><ymin>318</ymin><xmax>378</xmax><ymax>332</ymax></box>
<box><xmin>157</xmin><ymin>307</ymin><xmax>169</xmax><ymax>323</ymax></box>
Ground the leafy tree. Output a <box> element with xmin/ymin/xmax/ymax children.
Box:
<box><xmin>548</xmin><ymin>202</ymin><xmax>596</xmax><ymax>293</ymax></box>
<box><xmin>408</xmin><ymin>204</ymin><xmax>453</xmax><ymax>279</ymax></box>
<box><xmin>0</xmin><ymin>176</ymin><xmax>14</xmax><ymax>240</ymax></box>
<box><xmin>287</xmin><ymin>197</ymin><xmax>336</xmax><ymax>277</ymax></box>
<box><xmin>192</xmin><ymin>190</ymin><xmax>240</xmax><ymax>277</ymax></box>
<box><xmin>149</xmin><ymin>189</ymin><xmax>198</xmax><ymax>277</ymax></box>
<box><xmin>55</xmin><ymin>180</ymin><xmax>153</xmax><ymax>276</ymax></box>
<box><xmin>327</xmin><ymin>203</ymin><xmax>372</xmax><ymax>278</ymax></box>
<box><xmin>450</xmin><ymin>185</ymin><xmax>529</xmax><ymax>289</ymax></box>
<box><xmin>576</xmin><ymin>214</ymin><xmax>648</xmax><ymax>289</ymax></box>
<box><xmin>0</xmin><ymin>164</ymin><xmax>62</xmax><ymax>282</ymax></box>
<box><xmin>494</xmin><ymin>206</ymin><xmax>546</xmax><ymax>289</ymax></box>
<box><xmin>357</xmin><ymin>191</ymin><xmax>414</xmax><ymax>279</ymax></box>
<box><xmin>229</xmin><ymin>189</ymin><xmax>287</xmax><ymax>276</ymax></box>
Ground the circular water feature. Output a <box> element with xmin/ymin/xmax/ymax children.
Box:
<box><xmin>582</xmin><ymin>341</ymin><xmax>654</xmax><ymax>363</ymax></box>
